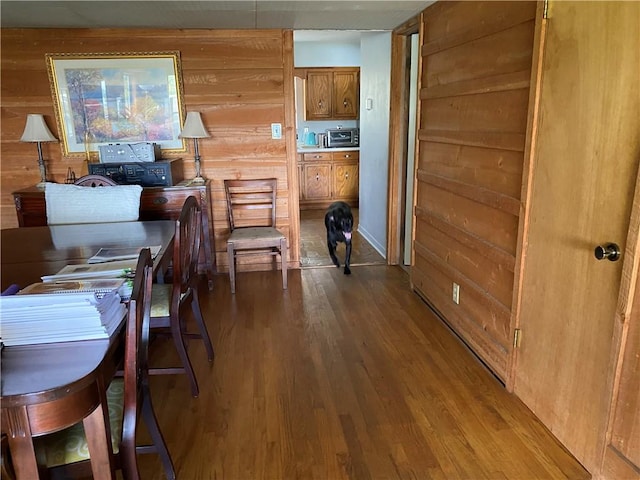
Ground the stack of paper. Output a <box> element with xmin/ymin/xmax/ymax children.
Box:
<box><xmin>18</xmin><ymin>279</ymin><xmax>125</xmax><ymax>297</ymax></box>
<box><xmin>40</xmin><ymin>259</ymin><xmax>137</xmax><ymax>282</ymax></box>
<box><xmin>0</xmin><ymin>291</ymin><xmax>126</xmax><ymax>346</ymax></box>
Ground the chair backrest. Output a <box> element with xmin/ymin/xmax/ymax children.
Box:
<box><xmin>224</xmin><ymin>178</ymin><xmax>277</xmax><ymax>231</ymax></box>
<box><xmin>74</xmin><ymin>174</ymin><xmax>118</xmax><ymax>187</ymax></box>
<box><xmin>171</xmin><ymin>196</ymin><xmax>202</xmax><ymax>297</ymax></box>
<box><xmin>121</xmin><ymin>248</ymin><xmax>153</xmax><ymax>479</ymax></box>
<box><xmin>45</xmin><ymin>182</ymin><xmax>142</xmax><ymax>225</ymax></box>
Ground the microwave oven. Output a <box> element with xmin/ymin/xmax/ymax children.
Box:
<box><xmin>326</xmin><ymin>128</ymin><xmax>359</xmax><ymax>148</ymax></box>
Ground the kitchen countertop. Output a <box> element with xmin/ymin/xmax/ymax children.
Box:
<box><xmin>297</xmin><ymin>146</ymin><xmax>359</xmax><ymax>153</ymax></box>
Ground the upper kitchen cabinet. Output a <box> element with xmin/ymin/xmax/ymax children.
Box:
<box><xmin>304</xmin><ymin>67</ymin><xmax>359</xmax><ymax>120</ymax></box>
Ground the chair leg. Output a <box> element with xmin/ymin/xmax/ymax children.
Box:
<box><xmin>141</xmin><ymin>385</ymin><xmax>176</xmax><ymax>480</ymax></box>
<box><xmin>280</xmin><ymin>238</ymin><xmax>288</xmax><ymax>290</ymax></box>
<box><xmin>190</xmin><ymin>285</ymin><xmax>214</xmax><ymax>362</ymax></box>
<box><xmin>227</xmin><ymin>243</ymin><xmax>236</xmax><ymax>294</ymax></box>
<box><xmin>170</xmin><ymin>310</ymin><xmax>200</xmax><ymax>397</ymax></box>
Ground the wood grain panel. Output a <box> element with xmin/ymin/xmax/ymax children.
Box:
<box><xmin>411</xmin><ymin>250</ymin><xmax>510</xmax><ymax>379</ymax></box>
<box><xmin>424</xmin><ymin>21</ymin><xmax>535</xmax><ymax>88</ymax></box>
<box><xmin>419</xmin><ymin>142</ymin><xmax>523</xmax><ymax>198</ymax></box>
<box><xmin>417</xmin><ymin>184</ymin><xmax>519</xmax><ymax>255</ymax></box>
<box><xmin>422</xmin><ymin>1</ymin><xmax>536</xmax><ymax>54</ymax></box>
<box><xmin>424</xmin><ymin>69</ymin><xmax>531</xmax><ymax>101</ymax></box>
<box><xmin>422</xmin><ymin>89</ymin><xmax>530</xmax><ymax>136</ymax></box>
<box><xmin>418</xmin><ymin>171</ymin><xmax>520</xmax><ymax>216</ymax></box>
<box><xmin>416</xmin><ymin>214</ymin><xmax>515</xmax><ymax>309</ymax></box>
<box><xmin>0</xmin><ymin>28</ymin><xmax>299</xmax><ymax>269</ymax></box>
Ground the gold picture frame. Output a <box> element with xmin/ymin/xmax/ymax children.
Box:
<box><xmin>46</xmin><ymin>51</ymin><xmax>186</xmax><ymax>157</ymax></box>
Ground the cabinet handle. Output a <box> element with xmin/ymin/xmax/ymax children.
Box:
<box><xmin>316</xmin><ymin>174</ymin><xmax>319</xmax><ymax>181</ymax></box>
<box><xmin>344</xmin><ymin>154</ymin><xmax>351</xmax><ymax>158</ymax></box>
<box><xmin>318</xmin><ymin>100</ymin><xmax>323</xmax><ymax>108</ymax></box>
<box><xmin>343</xmin><ymin>100</ymin><xmax>348</xmax><ymax>107</ymax></box>
<box><xmin>153</xmin><ymin>196</ymin><xmax>168</xmax><ymax>205</ymax></box>
<box><xmin>345</xmin><ymin>173</ymin><xmax>349</xmax><ymax>179</ymax></box>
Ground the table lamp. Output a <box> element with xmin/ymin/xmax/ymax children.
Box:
<box><xmin>179</xmin><ymin>112</ymin><xmax>210</xmax><ymax>184</ymax></box>
<box><xmin>20</xmin><ymin>114</ymin><xmax>58</xmax><ymax>188</ymax></box>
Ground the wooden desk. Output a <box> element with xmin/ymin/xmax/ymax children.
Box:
<box><xmin>12</xmin><ymin>181</ymin><xmax>215</xmax><ymax>289</ymax></box>
<box><xmin>0</xmin><ymin>221</ymin><xmax>175</xmax><ymax>479</ymax></box>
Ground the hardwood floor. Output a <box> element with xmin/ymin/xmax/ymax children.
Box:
<box><xmin>299</xmin><ymin>208</ymin><xmax>386</xmax><ymax>268</ymax></box>
<box><xmin>139</xmin><ymin>266</ymin><xmax>590</xmax><ymax>479</ymax></box>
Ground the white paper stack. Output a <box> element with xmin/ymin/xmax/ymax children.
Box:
<box><xmin>40</xmin><ymin>259</ymin><xmax>137</xmax><ymax>282</ymax></box>
<box><xmin>0</xmin><ymin>291</ymin><xmax>126</xmax><ymax>346</ymax></box>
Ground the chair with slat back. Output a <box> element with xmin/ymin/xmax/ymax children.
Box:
<box><xmin>149</xmin><ymin>196</ymin><xmax>214</xmax><ymax>397</ymax></box>
<box><xmin>74</xmin><ymin>174</ymin><xmax>118</xmax><ymax>187</ymax></box>
<box><xmin>41</xmin><ymin>249</ymin><xmax>176</xmax><ymax>480</ymax></box>
<box><xmin>224</xmin><ymin>178</ymin><xmax>288</xmax><ymax>294</ymax></box>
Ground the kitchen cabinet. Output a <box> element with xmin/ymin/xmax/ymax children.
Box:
<box><xmin>304</xmin><ymin>68</ymin><xmax>359</xmax><ymax>121</ymax></box>
<box><xmin>299</xmin><ymin>150</ymin><xmax>359</xmax><ymax>209</ymax></box>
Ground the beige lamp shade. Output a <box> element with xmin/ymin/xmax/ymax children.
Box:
<box><xmin>20</xmin><ymin>114</ymin><xmax>58</xmax><ymax>142</ymax></box>
<box><xmin>180</xmin><ymin>112</ymin><xmax>210</xmax><ymax>138</ymax></box>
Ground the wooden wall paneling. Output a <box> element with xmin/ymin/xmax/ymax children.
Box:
<box><xmin>421</xmin><ymin>1</ymin><xmax>536</xmax><ymax>51</ymax></box>
<box><xmin>0</xmin><ymin>28</ymin><xmax>300</xmax><ymax>274</ymax></box>
<box><xmin>411</xmin><ymin>0</ymin><xmax>536</xmax><ymax>380</ymax></box>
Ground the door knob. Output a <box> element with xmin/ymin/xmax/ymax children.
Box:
<box><xmin>594</xmin><ymin>243</ymin><xmax>621</xmax><ymax>261</ymax></box>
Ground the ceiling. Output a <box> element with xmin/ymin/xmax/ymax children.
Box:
<box><xmin>0</xmin><ymin>1</ymin><xmax>434</xmax><ymax>31</ymax></box>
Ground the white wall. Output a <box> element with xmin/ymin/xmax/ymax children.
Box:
<box><xmin>358</xmin><ymin>32</ymin><xmax>391</xmax><ymax>257</ymax></box>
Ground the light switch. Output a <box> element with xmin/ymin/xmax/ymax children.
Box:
<box><xmin>271</xmin><ymin>123</ymin><xmax>282</xmax><ymax>139</ymax></box>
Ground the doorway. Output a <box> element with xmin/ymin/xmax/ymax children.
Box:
<box><xmin>299</xmin><ymin>208</ymin><xmax>385</xmax><ymax>268</ymax></box>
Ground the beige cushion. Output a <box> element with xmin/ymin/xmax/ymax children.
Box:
<box><xmin>228</xmin><ymin>227</ymin><xmax>285</xmax><ymax>246</ymax></box>
<box><xmin>151</xmin><ymin>283</ymin><xmax>172</xmax><ymax>317</ymax></box>
<box><xmin>40</xmin><ymin>379</ymin><xmax>124</xmax><ymax>467</ymax></box>
<box><xmin>45</xmin><ymin>182</ymin><xmax>142</xmax><ymax>225</ymax></box>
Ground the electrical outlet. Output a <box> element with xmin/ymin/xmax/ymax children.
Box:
<box><xmin>271</xmin><ymin>123</ymin><xmax>282</xmax><ymax>139</ymax></box>
<box><xmin>452</xmin><ymin>282</ymin><xmax>460</xmax><ymax>304</ymax></box>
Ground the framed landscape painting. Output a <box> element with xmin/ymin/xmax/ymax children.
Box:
<box><xmin>46</xmin><ymin>51</ymin><xmax>186</xmax><ymax>157</ymax></box>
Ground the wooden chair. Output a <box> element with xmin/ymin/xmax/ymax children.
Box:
<box><xmin>74</xmin><ymin>174</ymin><xmax>118</xmax><ymax>187</ymax></box>
<box><xmin>40</xmin><ymin>249</ymin><xmax>176</xmax><ymax>480</ymax></box>
<box><xmin>224</xmin><ymin>178</ymin><xmax>288</xmax><ymax>294</ymax></box>
<box><xmin>149</xmin><ymin>196</ymin><xmax>214</xmax><ymax>397</ymax></box>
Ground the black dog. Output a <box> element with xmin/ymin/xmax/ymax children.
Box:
<box><xmin>325</xmin><ymin>201</ymin><xmax>354</xmax><ymax>275</ymax></box>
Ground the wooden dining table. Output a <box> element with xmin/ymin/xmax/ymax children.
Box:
<box><xmin>0</xmin><ymin>220</ymin><xmax>175</xmax><ymax>479</ymax></box>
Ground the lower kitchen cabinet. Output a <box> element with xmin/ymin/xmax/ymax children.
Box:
<box><xmin>299</xmin><ymin>150</ymin><xmax>359</xmax><ymax>209</ymax></box>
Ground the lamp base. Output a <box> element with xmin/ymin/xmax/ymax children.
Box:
<box><xmin>187</xmin><ymin>176</ymin><xmax>206</xmax><ymax>186</ymax></box>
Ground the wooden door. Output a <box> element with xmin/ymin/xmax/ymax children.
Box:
<box><xmin>333</xmin><ymin>70</ymin><xmax>359</xmax><ymax>119</ymax></box>
<box><xmin>513</xmin><ymin>1</ymin><xmax>640</xmax><ymax>473</ymax></box>
<box><xmin>306</xmin><ymin>71</ymin><xmax>331</xmax><ymax>120</ymax></box>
